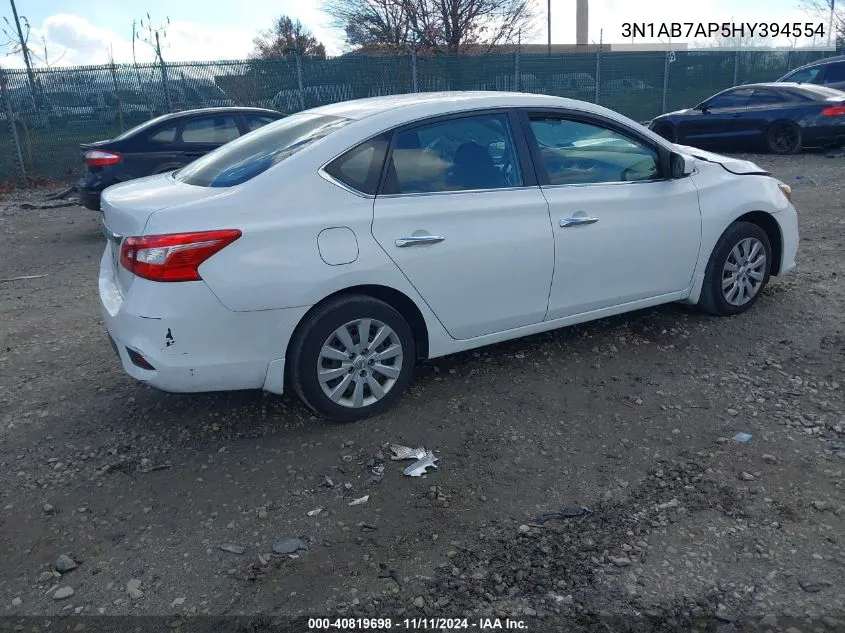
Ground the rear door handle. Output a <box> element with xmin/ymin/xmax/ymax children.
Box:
<box><xmin>560</xmin><ymin>217</ymin><xmax>598</xmax><ymax>228</ymax></box>
<box><xmin>183</xmin><ymin>151</ymin><xmax>205</xmax><ymax>157</ymax></box>
<box><xmin>395</xmin><ymin>235</ymin><xmax>445</xmax><ymax>247</ymax></box>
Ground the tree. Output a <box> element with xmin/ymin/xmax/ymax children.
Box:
<box><xmin>323</xmin><ymin>0</ymin><xmax>411</xmax><ymax>53</ymax></box>
<box><xmin>323</xmin><ymin>0</ymin><xmax>535</xmax><ymax>54</ymax></box>
<box><xmin>252</xmin><ymin>16</ymin><xmax>327</xmax><ymax>58</ymax></box>
<box><xmin>135</xmin><ymin>14</ymin><xmax>172</xmax><ymax>111</ymax></box>
<box><xmin>800</xmin><ymin>0</ymin><xmax>844</xmax><ymax>47</ymax></box>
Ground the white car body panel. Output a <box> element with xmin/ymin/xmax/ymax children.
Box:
<box><xmin>541</xmin><ymin>178</ymin><xmax>701</xmax><ymax>319</ymax></box>
<box><xmin>372</xmin><ymin>187</ymin><xmax>554</xmax><ymax>339</ymax></box>
<box><xmin>98</xmin><ymin>91</ymin><xmax>799</xmax><ymax>396</ymax></box>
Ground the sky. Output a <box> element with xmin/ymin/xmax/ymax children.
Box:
<box><xmin>0</xmin><ymin>0</ymin><xmax>834</xmax><ymax>69</ymax></box>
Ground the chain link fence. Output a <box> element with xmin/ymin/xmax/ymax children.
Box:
<box><xmin>0</xmin><ymin>48</ymin><xmax>835</xmax><ymax>184</ymax></box>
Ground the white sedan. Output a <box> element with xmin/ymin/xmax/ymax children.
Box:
<box><xmin>99</xmin><ymin>92</ymin><xmax>799</xmax><ymax>421</ymax></box>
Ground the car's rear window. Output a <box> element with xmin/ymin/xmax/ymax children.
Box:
<box><xmin>174</xmin><ymin>113</ymin><xmax>352</xmax><ymax>187</ymax></box>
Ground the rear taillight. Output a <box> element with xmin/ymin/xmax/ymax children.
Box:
<box><xmin>84</xmin><ymin>150</ymin><xmax>121</xmax><ymax>166</ymax></box>
<box><xmin>119</xmin><ymin>230</ymin><xmax>241</xmax><ymax>282</ymax></box>
<box><xmin>822</xmin><ymin>105</ymin><xmax>845</xmax><ymax>117</ymax></box>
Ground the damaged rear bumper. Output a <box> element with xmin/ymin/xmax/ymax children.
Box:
<box><xmin>98</xmin><ymin>247</ymin><xmax>309</xmax><ymax>394</ymax></box>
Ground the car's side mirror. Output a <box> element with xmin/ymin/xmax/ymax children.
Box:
<box><xmin>670</xmin><ymin>152</ymin><xmax>695</xmax><ymax>178</ymax></box>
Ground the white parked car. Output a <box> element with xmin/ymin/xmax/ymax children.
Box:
<box><xmin>99</xmin><ymin>91</ymin><xmax>799</xmax><ymax>421</ymax></box>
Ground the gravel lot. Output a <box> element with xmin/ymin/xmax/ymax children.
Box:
<box><xmin>1</xmin><ymin>154</ymin><xmax>844</xmax><ymax>630</ymax></box>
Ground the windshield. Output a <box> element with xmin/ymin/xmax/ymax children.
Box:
<box><xmin>174</xmin><ymin>113</ymin><xmax>352</xmax><ymax>188</ymax></box>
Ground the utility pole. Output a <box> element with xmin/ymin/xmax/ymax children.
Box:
<box><xmin>547</xmin><ymin>0</ymin><xmax>551</xmax><ymax>55</ymax></box>
<box><xmin>828</xmin><ymin>0</ymin><xmax>835</xmax><ymax>47</ymax></box>
<box><xmin>8</xmin><ymin>0</ymin><xmax>37</xmax><ymax>98</ymax></box>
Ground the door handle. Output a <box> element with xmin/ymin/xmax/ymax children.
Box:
<box><xmin>559</xmin><ymin>217</ymin><xmax>598</xmax><ymax>228</ymax></box>
<box><xmin>394</xmin><ymin>235</ymin><xmax>445</xmax><ymax>247</ymax></box>
<box><xmin>183</xmin><ymin>151</ymin><xmax>205</xmax><ymax>157</ymax></box>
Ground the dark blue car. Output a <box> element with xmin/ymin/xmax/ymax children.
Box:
<box><xmin>77</xmin><ymin>107</ymin><xmax>284</xmax><ymax>211</ymax></box>
<box><xmin>648</xmin><ymin>82</ymin><xmax>845</xmax><ymax>154</ymax></box>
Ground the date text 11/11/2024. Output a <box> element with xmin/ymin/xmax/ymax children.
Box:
<box><xmin>622</xmin><ymin>22</ymin><xmax>826</xmax><ymax>39</ymax></box>
<box><xmin>307</xmin><ymin>618</ymin><xmax>529</xmax><ymax>630</ymax></box>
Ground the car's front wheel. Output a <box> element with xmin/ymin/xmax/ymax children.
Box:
<box><xmin>288</xmin><ymin>295</ymin><xmax>415</xmax><ymax>422</ymax></box>
<box><xmin>698</xmin><ymin>221</ymin><xmax>772</xmax><ymax>316</ymax></box>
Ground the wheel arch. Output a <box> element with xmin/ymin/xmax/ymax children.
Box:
<box><xmin>284</xmin><ymin>284</ymin><xmax>431</xmax><ymax>373</ymax></box>
<box><xmin>734</xmin><ymin>210</ymin><xmax>783</xmax><ymax>275</ymax></box>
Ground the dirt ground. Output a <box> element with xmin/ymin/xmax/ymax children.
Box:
<box><xmin>1</xmin><ymin>154</ymin><xmax>844</xmax><ymax>631</ymax></box>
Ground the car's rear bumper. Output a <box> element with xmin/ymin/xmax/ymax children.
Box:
<box><xmin>78</xmin><ymin>185</ymin><xmax>102</xmax><ymax>211</ymax></box>
<box><xmin>802</xmin><ymin>120</ymin><xmax>845</xmax><ymax>147</ymax></box>
<box><xmin>98</xmin><ymin>246</ymin><xmax>309</xmax><ymax>395</ymax></box>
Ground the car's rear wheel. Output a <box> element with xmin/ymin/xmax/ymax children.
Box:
<box><xmin>698</xmin><ymin>221</ymin><xmax>772</xmax><ymax>316</ymax></box>
<box><xmin>766</xmin><ymin>121</ymin><xmax>802</xmax><ymax>154</ymax></box>
<box><xmin>652</xmin><ymin>122</ymin><xmax>677</xmax><ymax>143</ymax></box>
<box><xmin>288</xmin><ymin>295</ymin><xmax>415</xmax><ymax>422</ymax></box>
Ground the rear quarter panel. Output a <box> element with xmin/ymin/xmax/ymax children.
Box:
<box><xmin>141</xmin><ymin>151</ymin><xmax>453</xmax><ymax>353</ymax></box>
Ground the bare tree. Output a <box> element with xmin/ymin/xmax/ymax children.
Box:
<box><xmin>31</xmin><ymin>35</ymin><xmax>66</xmax><ymax>68</ymax></box>
<box><xmin>800</xmin><ymin>0</ymin><xmax>844</xmax><ymax>46</ymax></box>
<box><xmin>252</xmin><ymin>15</ymin><xmax>326</xmax><ymax>58</ymax></box>
<box><xmin>323</xmin><ymin>0</ymin><xmax>411</xmax><ymax>53</ymax></box>
<box><xmin>1</xmin><ymin>1</ymin><xmax>38</xmax><ymax>104</ymax></box>
<box><xmin>136</xmin><ymin>13</ymin><xmax>170</xmax><ymax>65</ymax></box>
<box><xmin>135</xmin><ymin>13</ymin><xmax>172</xmax><ymax>111</ymax></box>
<box><xmin>324</xmin><ymin>0</ymin><xmax>535</xmax><ymax>54</ymax></box>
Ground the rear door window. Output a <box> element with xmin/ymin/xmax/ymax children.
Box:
<box><xmin>175</xmin><ymin>113</ymin><xmax>351</xmax><ymax>187</ymax></box>
<box><xmin>747</xmin><ymin>90</ymin><xmax>789</xmax><ymax>106</ymax></box>
<box><xmin>381</xmin><ymin>113</ymin><xmax>523</xmax><ymax>194</ymax></box>
<box><xmin>181</xmin><ymin>116</ymin><xmax>240</xmax><ymax>143</ymax></box>
<box><xmin>705</xmin><ymin>89</ymin><xmax>753</xmax><ymax>109</ymax></box>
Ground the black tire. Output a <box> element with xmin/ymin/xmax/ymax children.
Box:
<box><xmin>652</xmin><ymin>122</ymin><xmax>677</xmax><ymax>143</ymax></box>
<box><xmin>288</xmin><ymin>295</ymin><xmax>416</xmax><ymax>422</ymax></box>
<box><xmin>766</xmin><ymin>121</ymin><xmax>802</xmax><ymax>154</ymax></box>
<box><xmin>698</xmin><ymin>221</ymin><xmax>772</xmax><ymax>317</ymax></box>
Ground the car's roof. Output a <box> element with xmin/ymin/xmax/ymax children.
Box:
<box><xmin>308</xmin><ymin>91</ymin><xmax>593</xmax><ymax>121</ymax></box>
<box><xmin>154</xmin><ymin>106</ymin><xmax>281</xmax><ymax>121</ymax></box>
<box><xmin>729</xmin><ymin>81</ymin><xmax>839</xmax><ymax>92</ymax></box>
<box><xmin>788</xmin><ymin>54</ymin><xmax>845</xmax><ymax>71</ymax></box>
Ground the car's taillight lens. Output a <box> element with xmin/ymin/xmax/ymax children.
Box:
<box><xmin>84</xmin><ymin>150</ymin><xmax>121</xmax><ymax>166</ymax></box>
<box><xmin>822</xmin><ymin>105</ymin><xmax>845</xmax><ymax>117</ymax></box>
<box><xmin>119</xmin><ymin>230</ymin><xmax>241</xmax><ymax>282</ymax></box>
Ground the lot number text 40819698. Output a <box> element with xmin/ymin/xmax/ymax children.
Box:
<box><xmin>622</xmin><ymin>22</ymin><xmax>826</xmax><ymax>39</ymax></box>
<box><xmin>307</xmin><ymin>618</ymin><xmax>528</xmax><ymax>630</ymax></box>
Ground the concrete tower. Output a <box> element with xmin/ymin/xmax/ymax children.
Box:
<box><xmin>576</xmin><ymin>0</ymin><xmax>588</xmax><ymax>45</ymax></box>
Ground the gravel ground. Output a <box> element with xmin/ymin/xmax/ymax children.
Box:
<box><xmin>1</xmin><ymin>154</ymin><xmax>844</xmax><ymax>631</ymax></box>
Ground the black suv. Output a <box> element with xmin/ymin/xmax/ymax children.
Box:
<box><xmin>776</xmin><ymin>55</ymin><xmax>845</xmax><ymax>91</ymax></box>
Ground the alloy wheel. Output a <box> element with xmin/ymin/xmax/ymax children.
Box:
<box><xmin>770</xmin><ymin>124</ymin><xmax>798</xmax><ymax>153</ymax></box>
<box><xmin>721</xmin><ymin>237</ymin><xmax>767</xmax><ymax>306</ymax></box>
<box><xmin>317</xmin><ymin>318</ymin><xmax>404</xmax><ymax>409</ymax></box>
